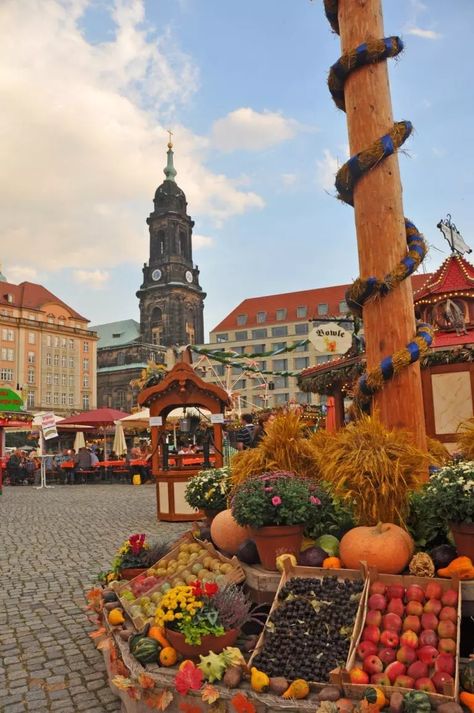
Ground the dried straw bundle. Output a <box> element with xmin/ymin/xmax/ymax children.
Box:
<box><xmin>318</xmin><ymin>413</ymin><xmax>428</xmax><ymax>526</ymax></box>
<box><xmin>457</xmin><ymin>418</ymin><xmax>474</xmax><ymax>460</ymax></box>
<box><xmin>231</xmin><ymin>411</ymin><xmax>322</xmax><ymax>487</ymax></box>
<box><xmin>427</xmin><ymin>437</ymin><xmax>451</xmax><ymax>467</ymax></box>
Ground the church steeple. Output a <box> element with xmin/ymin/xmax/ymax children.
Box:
<box><xmin>164</xmin><ymin>132</ymin><xmax>177</xmax><ymax>182</ymax></box>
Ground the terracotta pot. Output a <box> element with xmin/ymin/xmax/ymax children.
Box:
<box><xmin>165</xmin><ymin>627</ymin><xmax>239</xmax><ymax>657</ymax></box>
<box><xmin>119</xmin><ymin>567</ymin><xmax>147</xmax><ymax>580</ymax></box>
<box><xmin>450</xmin><ymin>521</ymin><xmax>474</xmax><ymax>560</ymax></box>
<box><xmin>203</xmin><ymin>508</ymin><xmax>221</xmax><ymax>525</ymax></box>
<box><xmin>251</xmin><ymin>524</ymin><xmax>304</xmax><ymax>571</ymax></box>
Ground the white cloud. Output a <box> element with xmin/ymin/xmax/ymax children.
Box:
<box><xmin>316</xmin><ymin>149</ymin><xmax>339</xmax><ymax>192</ymax></box>
<box><xmin>73</xmin><ymin>269</ymin><xmax>111</xmax><ymax>289</ymax></box>
<box><xmin>0</xmin><ymin>0</ymin><xmax>264</xmax><ymax>274</ymax></box>
<box><xmin>211</xmin><ymin>108</ymin><xmax>299</xmax><ymax>152</ymax></box>
<box><xmin>4</xmin><ymin>265</ymin><xmax>40</xmax><ymax>284</ymax></box>
<box><xmin>281</xmin><ymin>173</ymin><xmax>297</xmax><ymax>186</ymax></box>
<box><xmin>406</xmin><ymin>27</ymin><xmax>441</xmax><ymax>40</ymax></box>
<box><xmin>193</xmin><ymin>234</ymin><xmax>214</xmax><ymax>249</ymax></box>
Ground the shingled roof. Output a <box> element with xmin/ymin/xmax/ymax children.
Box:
<box><xmin>0</xmin><ymin>280</ymin><xmax>87</xmax><ymax>321</ymax></box>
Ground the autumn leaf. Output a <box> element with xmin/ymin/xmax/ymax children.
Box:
<box><xmin>209</xmin><ymin>701</ymin><xmax>227</xmax><ymax>713</ymax></box>
<box><xmin>96</xmin><ymin>638</ymin><xmax>111</xmax><ymax>651</ymax></box>
<box><xmin>174</xmin><ymin>661</ymin><xmax>203</xmax><ymax>696</ymax></box>
<box><xmin>111</xmin><ymin>676</ymin><xmax>135</xmax><ymax>691</ymax></box>
<box><xmin>201</xmin><ymin>684</ymin><xmax>220</xmax><ymax>704</ymax></box>
<box><xmin>128</xmin><ymin>686</ymin><xmax>141</xmax><ymax>700</ymax></box>
<box><xmin>138</xmin><ymin>673</ymin><xmax>156</xmax><ymax>690</ymax></box>
<box><xmin>179</xmin><ymin>703</ymin><xmax>202</xmax><ymax>713</ymax></box>
<box><xmin>155</xmin><ymin>690</ymin><xmax>174</xmax><ymax>711</ymax></box>
<box><xmin>231</xmin><ymin>692</ymin><xmax>256</xmax><ymax>713</ymax></box>
<box><xmin>89</xmin><ymin>627</ymin><xmax>106</xmax><ymax>640</ymax></box>
<box><xmin>110</xmin><ymin>658</ymin><xmax>129</xmax><ymax>677</ymax></box>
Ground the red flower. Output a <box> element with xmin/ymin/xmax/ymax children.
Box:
<box><xmin>204</xmin><ymin>582</ymin><xmax>218</xmax><ymax>597</ymax></box>
<box><xmin>191</xmin><ymin>580</ymin><xmax>203</xmax><ymax>597</ymax></box>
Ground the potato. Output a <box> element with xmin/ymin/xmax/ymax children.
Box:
<box><xmin>268</xmin><ymin>677</ymin><xmax>289</xmax><ymax>696</ymax></box>
<box><xmin>223</xmin><ymin>666</ymin><xmax>242</xmax><ymax>689</ymax></box>
<box><xmin>389</xmin><ymin>691</ymin><xmax>404</xmax><ymax>713</ymax></box>
<box><xmin>317</xmin><ymin>686</ymin><xmax>341</xmax><ymax>702</ymax></box>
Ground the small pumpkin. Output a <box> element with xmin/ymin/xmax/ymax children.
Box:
<box><xmin>460</xmin><ymin>692</ymin><xmax>474</xmax><ymax>713</ymax></box>
<box><xmin>130</xmin><ymin>636</ymin><xmax>161</xmax><ymax>664</ymax></box>
<box><xmin>438</xmin><ymin>555</ymin><xmax>474</xmax><ymax>580</ymax></box>
<box><xmin>159</xmin><ymin>646</ymin><xmax>178</xmax><ymax>667</ymax></box>
<box><xmin>339</xmin><ymin>523</ymin><xmax>414</xmax><ymax>574</ymax></box>
<box><xmin>363</xmin><ymin>687</ymin><xmax>386</xmax><ymax>708</ymax></box>
<box><xmin>323</xmin><ymin>556</ymin><xmax>342</xmax><ymax>569</ymax></box>
<box><xmin>461</xmin><ymin>659</ymin><xmax>474</xmax><ymax>693</ymax></box>
<box><xmin>148</xmin><ymin>626</ymin><xmax>171</xmax><ymax>649</ymax></box>
<box><xmin>210</xmin><ymin>509</ymin><xmax>251</xmax><ymax>555</ymax></box>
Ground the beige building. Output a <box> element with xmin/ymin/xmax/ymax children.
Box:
<box><xmin>0</xmin><ymin>271</ymin><xmax>97</xmax><ymax>414</ymax></box>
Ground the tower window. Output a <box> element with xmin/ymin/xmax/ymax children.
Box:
<box><xmin>276</xmin><ymin>308</ymin><xmax>287</xmax><ymax>321</ymax></box>
<box><xmin>179</xmin><ymin>231</ymin><xmax>187</xmax><ymax>256</ymax></box>
<box><xmin>296</xmin><ymin>306</ymin><xmax>307</xmax><ymax>318</ymax></box>
<box><xmin>317</xmin><ymin>303</ymin><xmax>329</xmax><ymax>316</ymax></box>
<box><xmin>236</xmin><ymin>314</ymin><xmax>247</xmax><ymax>326</ymax></box>
<box><xmin>256</xmin><ymin>311</ymin><xmax>266</xmax><ymax>323</ymax></box>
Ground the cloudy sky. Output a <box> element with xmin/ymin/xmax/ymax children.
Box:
<box><xmin>1</xmin><ymin>0</ymin><xmax>473</xmax><ymax>336</ymax></box>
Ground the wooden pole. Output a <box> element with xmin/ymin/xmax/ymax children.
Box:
<box><xmin>337</xmin><ymin>0</ymin><xmax>427</xmax><ymax>451</ymax></box>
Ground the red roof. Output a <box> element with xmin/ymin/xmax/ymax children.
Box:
<box><xmin>414</xmin><ymin>255</ymin><xmax>474</xmax><ymax>302</ymax></box>
<box><xmin>212</xmin><ymin>274</ymin><xmax>431</xmax><ymax>333</ymax></box>
<box><xmin>0</xmin><ymin>280</ymin><xmax>87</xmax><ymax>321</ymax></box>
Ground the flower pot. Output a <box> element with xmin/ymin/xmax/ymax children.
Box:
<box><xmin>119</xmin><ymin>567</ymin><xmax>147</xmax><ymax>580</ymax></box>
<box><xmin>203</xmin><ymin>508</ymin><xmax>221</xmax><ymax>525</ymax></box>
<box><xmin>251</xmin><ymin>524</ymin><xmax>304</xmax><ymax>571</ymax></box>
<box><xmin>450</xmin><ymin>521</ymin><xmax>474</xmax><ymax>560</ymax></box>
<box><xmin>164</xmin><ymin>627</ymin><xmax>239</xmax><ymax>657</ymax></box>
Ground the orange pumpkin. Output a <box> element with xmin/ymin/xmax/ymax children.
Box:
<box><xmin>148</xmin><ymin>626</ymin><xmax>171</xmax><ymax>648</ymax></box>
<box><xmin>323</xmin><ymin>557</ymin><xmax>342</xmax><ymax>569</ymax></box>
<box><xmin>339</xmin><ymin>523</ymin><xmax>414</xmax><ymax>574</ymax></box>
<box><xmin>336</xmin><ymin>699</ymin><xmax>354</xmax><ymax>712</ymax></box>
<box><xmin>210</xmin><ymin>509</ymin><xmax>251</xmax><ymax>555</ymax></box>
<box><xmin>159</xmin><ymin>646</ymin><xmax>178</xmax><ymax>667</ymax></box>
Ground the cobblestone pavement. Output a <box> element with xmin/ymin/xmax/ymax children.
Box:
<box><xmin>0</xmin><ymin>484</ymin><xmax>187</xmax><ymax>712</ymax></box>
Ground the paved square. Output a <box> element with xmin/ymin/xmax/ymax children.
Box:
<box><xmin>0</xmin><ymin>484</ymin><xmax>187</xmax><ymax>712</ymax></box>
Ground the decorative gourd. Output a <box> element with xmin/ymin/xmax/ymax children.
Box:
<box><xmin>323</xmin><ymin>557</ymin><xmax>342</xmax><ymax>569</ymax></box>
<box><xmin>403</xmin><ymin>690</ymin><xmax>431</xmax><ymax>713</ymax></box>
<box><xmin>461</xmin><ymin>659</ymin><xmax>474</xmax><ymax>693</ymax></box>
<box><xmin>363</xmin><ymin>687</ymin><xmax>386</xmax><ymax>708</ymax></box>
<box><xmin>438</xmin><ymin>556</ymin><xmax>474</xmax><ymax>580</ymax></box>
<box><xmin>339</xmin><ymin>523</ymin><xmax>414</xmax><ymax>574</ymax></box>
<box><xmin>210</xmin><ymin>509</ymin><xmax>251</xmax><ymax>555</ymax></box>
<box><xmin>460</xmin><ymin>692</ymin><xmax>474</xmax><ymax>713</ymax></box>
<box><xmin>129</xmin><ymin>636</ymin><xmax>161</xmax><ymax>664</ymax></box>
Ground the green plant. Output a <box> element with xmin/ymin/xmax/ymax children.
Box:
<box><xmin>303</xmin><ymin>481</ymin><xmax>354</xmax><ymax>539</ymax></box>
<box><xmin>185</xmin><ymin>466</ymin><xmax>232</xmax><ymax>512</ymax></box>
<box><xmin>231</xmin><ymin>471</ymin><xmax>322</xmax><ymax>529</ymax></box>
<box><xmin>406</xmin><ymin>489</ymin><xmax>449</xmax><ymax>548</ymax></box>
<box><xmin>419</xmin><ymin>461</ymin><xmax>474</xmax><ymax>525</ymax></box>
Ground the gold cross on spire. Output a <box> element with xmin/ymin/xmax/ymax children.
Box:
<box><xmin>167</xmin><ymin>129</ymin><xmax>173</xmax><ymax>148</ymax></box>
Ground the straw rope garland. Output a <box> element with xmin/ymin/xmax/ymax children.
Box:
<box><xmin>324</xmin><ymin>0</ymin><xmax>433</xmax><ymax>408</ymax></box>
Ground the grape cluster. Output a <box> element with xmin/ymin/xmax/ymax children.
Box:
<box><xmin>252</xmin><ymin>576</ymin><xmax>364</xmax><ymax>682</ymax></box>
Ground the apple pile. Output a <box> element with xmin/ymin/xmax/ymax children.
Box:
<box><xmin>350</xmin><ymin>580</ymin><xmax>458</xmax><ymax>695</ymax></box>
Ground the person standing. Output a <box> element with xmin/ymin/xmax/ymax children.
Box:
<box><xmin>73</xmin><ymin>446</ymin><xmax>92</xmax><ymax>484</ymax></box>
<box><xmin>236</xmin><ymin>413</ymin><xmax>256</xmax><ymax>451</ymax></box>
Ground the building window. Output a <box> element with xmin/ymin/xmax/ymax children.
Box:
<box><xmin>271</xmin><ymin>326</ymin><xmax>288</xmax><ymax>337</ymax></box>
<box><xmin>339</xmin><ymin>300</ymin><xmax>349</xmax><ymax>314</ymax></box>
<box><xmin>273</xmin><ymin>376</ymin><xmax>288</xmax><ymax>389</ymax></box>
<box><xmin>83</xmin><ymin>341</ymin><xmax>89</xmax><ymax>352</ymax></box>
<box><xmin>28</xmin><ymin>332</ymin><xmax>35</xmax><ymax>344</ymax></box>
<box><xmin>46</xmin><ymin>335</ymin><xmax>52</xmax><ymax>347</ymax></box>
<box><xmin>214</xmin><ymin>365</ymin><xmax>225</xmax><ymax>376</ymax></box>
<box><xmin>295</xmin><ymin>322</ymin><xmax>309</xmax><ymax>335</ymax></box>
<box><xmin>61</xmin><ymin>373</ymin><xmax>67</xmax><ymax>386</ymax></box>
<box><xmin>28</xmin><ymin>351</ymin><xmax>35</xmax><ymax>364</ymax></box>
<box><xmin>58</xmin><ymin>316</ymin><xmax>65</xmax><ymax>326</ymax></box>
<box><xmin>54</xmin><ymin>336</ymin><xmax>59</xmax><ymax>347</ymax></box>
<box><xmin>257</xmin><ymin>361</ymin><xmax>267</xmax><ymax>371</ymax></box>
<box><xmin>69</xmin><ymin>357</ymin><xmax>74</xmax><ymax>368</ymax></box>
<box><xmin>296</xmin><ymin>391</ymin><xmax>311</xmax><ymax>404</ymax></box>
<box><xmin>83</xmin><ymin>358</ymin><xmax>89</xmax><ymax>371</ymax></box>
<box><xmin>69</xmin><ymin>339</ymin><xmax>74</xmax><ymax>349</ymax></box>
<box><xmin>53</xmin><ymin>393</ymin><xmax>59</xmax><ymax>405</ymax></box>
<box><xmin>2</xmin><ymin>328</ymin><xmax>14</xmax><ymax>341</ymax></box>
<box><xmin>46</xmin><ymin>373</ymin><xmax>52</xmax><ymax>385</ymax></box>
<box><xmin>232</xmin><ymin>346</ymin><xmax>245</xmax><ymax>355</ymax></box>
<box><xmin>46</xmin><ymin>353</ymin><xmax>51</xmax><ymax>366</ymax></box>
<box><xmin>273</xmin><ymin>358</ymin><xmax>288</xmax><ymax>371</ymax></box>
<box><xmin>256</xmin><ymin>311</ymin><xmax>266</xmax><ymax>323</ymax></box>
<box><xmin>293</xmin><ymin>342</ymin><xmax>309</xmax><ymax>352</ymax></box>
<box><xmin>274</xmin><ymin>392</ymin><xmax>289</xmax><ymax>405</ymax></box>
<box><xmin>234</xmin><ymin>379</ymin><xmax>246</xmax><ymax>390</ymax></box>
<box><xmin>317</xmin><ymin>355</ymin><xmax>333</xmax><ymax>364</ymax></box>
<box><xmin>61</xmin><ymin>337</ymin><xmax>66</xmax><ymax>348</ymax></box>
<box><xmin>69</xmin><ymin>375</ymin><xmax>74</xmax><ymax>387</ymax></box>
<box><xmin>27</xmin><ymin>368</ymin><xmax>35</xmax><ymax>384</ymax></box>
<box><xmin>235</xmin><ymin>331</ymin><xmax>248</xmax><ymax>341</ymax></box>
<box><xmin>60</xmin><ymin>392</ymin><xmax>66</xmax><ymax>405</ymax></box>
<box><xmin>82</xmin><ymin>393</ymin><xmax>90</xmax><ymax>410</ymax></box>
<box><xmin>253</xmin><ymin>344</ymin><xmax>266</xmax><ymax>354</ymax></box>
<box><xmin>295</xmin><ymin>356</ymin><xmax>310</xmax><ymax>369</ymax></box>
<box><xmin>272</xmin><ymin>342</ymin><xmax>287</xmax><ymax>351</ymax></box>
<box><xmin>53</xmin><ymin>354</ymin><xmax>59</xmax><ymax>367</ymax></box>
<box><xmin>318</xmin><ymin>303</ymin><xmax>329</xmax><ymax>316</ymax></box>
<box><xmin>236</xmin><ymin>314</ymin><xmax>247</xmax><ymax>326</ymax></box>
<box><xmin>276</xmin><ymin>308</ymin><xmax>287</xmax><ymax>321</ymax></box>
<box><xmin>1</xmin><ymin>348</ymin><xmax>14</xmax><ymax>361</ymax></box>
<box><xmin>297</xmin><ymin>306</ymin><xmax>307</xmax><ymax>318</ymax></box>
<box><xmin>0</xmin><ymin>368</ymin><xmax>13</xmax><ymax>381</ymax></box>
<box><xmin>252</xmin><ymin>328</ymin><xmax>267</xmax><ymax>340</ymax></box>
<box><xmin>68</xmin><ymin>393</ymin><xmax>74</xmax><ymax>406</ymax></box>
<box><xmin>83</xmin><ymin>374</ymin><xmax>89</xmax><ymax>388</ymax></box>
<box><xmin>216</xmin><ymin>333</ymin><xmax>228</xmax><ymax>343</ymax></box>
<box><xmin>27</xmin><ymin>391</ymin><xmax>35</xmax><ymax>408</ymax></box>
<box><xmin>61</xmin><ymin>355</ymin><xmax>67</xmax><ymax>368</ymax></box>
<box><xmin>45</xmin><ymin>392</ymin><xmax>51</xmax><ymax>405</ymax></box>
<box><xmin>54</xmin><ymin>374</ymin><xmax>59</xmax><ymax>386</ymax></box>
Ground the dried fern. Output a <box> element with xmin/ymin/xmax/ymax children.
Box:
<box><xmin>457</xmin><ymin>418</ymin><xmax>474</xmax><ymax>460</ymax></box>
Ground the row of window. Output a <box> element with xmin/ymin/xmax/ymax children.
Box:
<box><xmin>44</xmin><ymin>393</ymin><xmax>90</xmax><ymax>409</ymax></box>
<box><xmin>1</xmin><ymin>330</ymin><xmax>91</xmax><ymax>351</ymax></box>
<box><xmin>235</xmin><ymin>302</ymin><xmax>349</xmax><ymax>327</ymax></box>
<box><xmin>217</xmin><ymin>323</ymin><xmax>309</xmax><ymax>343</ymax></box>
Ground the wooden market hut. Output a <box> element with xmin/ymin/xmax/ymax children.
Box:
<box><xmin>138</xmin><ymin>354</ymin><xmax>231</xmax><ymax>522</ymax></box>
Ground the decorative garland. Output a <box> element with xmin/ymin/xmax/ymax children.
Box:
<box><xmin>323</xmin><ymin>0</ymin><xmax>433</xmax><ymax>408</ymax></box>
<box><xmin>190</xmin><ymin>339</ymin><xmax>309</xmax><ymax>361</ymax></box>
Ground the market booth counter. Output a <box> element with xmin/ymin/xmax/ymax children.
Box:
<box><xmin>138</xmin><ymin>356</ymin><xmax>231</xmax><ymax>522</ymax></box>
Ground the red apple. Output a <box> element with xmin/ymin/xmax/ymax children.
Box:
<box><xmin>417</xmin><ymin>646</ymin><xmax>439</xmax><ymax>665</ymax></box>
<box><xmin>385</xmin><ymin>661</ymin><xmax>406</xmax><ymax>684</ymax></box>
<box><xmin>357</xmin><ymin>640</ymin><xmax>378</xmax><ymax>659</ymax></box>
<box><xmin>439</xmin><ymin>606</ymin><xmax>457</xmax><ymax>623</ymax></box>
<box><xmin>362</xmin><ymin>625</ymin><xmax>380</xmax><ymax>644</ymax></box>
<box><xmin>386</xmin><ymin>584</ymin><xmax>405</xmax><ymax>601</ymax></box>
<box><xmin>407</xmin><ymin>661</ymin><xmax>428</xmax><ymax>680</ymax></box>
<box><xmin>368</xmin><ymin>593</ymin><xmax>387</xmax><ymax>611</ymax></box>
<box><xmin>415</xmin><ymin>677</ymin><xmax>436</xmax><ymax>693</ymax></box>
<box><xmin>388</xmin><ymin>598</ymin><xmax>405</xmax><ymax>617</ymax></box>
<box><xmin>432</xmin><ymin>671</ymin><xmax>454</xmax><ymax>694</ymax></box>
<box><xmin>425</xmin><ymin>581</ymin><xmax>443</xmax><ymax>600</ymax></box>
<box><xmin>383</xmin><ymin>613</ymin><xmax>402</xmax><ymax>632</ymax></box>
<box><xmin>366</xmin><ymin>609</ymin><xmax>383</xmax><ymax>627</ymax></box>
<box><xmin>421</xmin><ymin>612</ymin><xmax>439</xmax><ymax>631</ymax></box>
<box><xmin>403</xmin><ymin>617</ymin><xmax>421</xmax><ymax>635</ymax></box>
<box><xmin>394</xmin><ymin>675</ymin><xmax>415</xmax><ymax>688</ymax></box>
<box><xmin>406</xmin><ymin>585</ymin><xmax>425</xmax><ymax>604</ymax></box>
<box><xmin>400</xmin><ymin>630</ymin><xmax>419</xmax><ymax>649</ymax></box>
<box><xmin>424</xmin><ymin>598</ymin><xmax>442</xmax><ymax>616</ymax></box>
<box><xmin>406</xmin><ymin>600</ymin><xmax>423</xmax><ymax>617</ymax></box>
<box><xmin>378</xmin><ymin>646</ymin><xmax>397</xmax><ymax>665</ymax></box>
<box><xmin>438</xmin><ymin>638</ymin><xmax>456</xmax><ymax>655</ymax></box>
<box><xmin>397</xmin><ymin>645</ymin><xmax>417</xmax><ymax>665</ymax></box>
<box><xmin>371</xmin><ymin>672</ymin><xmax>391</xmax><ymax>687</ymax></box>
<box><xmin>441</xmin><ymin>589</ymin><xmax>458</xmax><ymax>607</ymax></box>
<box><xmin>438</xmin><ymin>620</ymin><xmax>456</xmax><ymax>639</ymax></box>
<box><xmin>349</xmin><ymin>667</ymin><xmax>370</xmax><ymax>685</ymax></box>
<box><xmin>370</xmin><ymin>581</ymin><xmax>387</xmax><ymax>596</ymax></box>
<box><xmin>434</xmin><ymin>653</ymin><xmax>455</xmax><ymax>675</ymax></box>
<box><xmin>362</xmin><ymin>655</ymin><xmax>384</xmax><ymax>675</ymax></box>
<box><xmin>419</xmin><ymin>629</ymin><xmax>438</xmax><ymax>648</ymax></box>
<box><xmin>380</xmin><ymin>630</ymin><xmax>399</xmax><ymax>648</ymax></box>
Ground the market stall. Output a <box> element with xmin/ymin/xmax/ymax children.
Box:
<box><xmin>0</xmin><ymin>388</ymin><xmax>33</xmax><ymax>493</ymax></box>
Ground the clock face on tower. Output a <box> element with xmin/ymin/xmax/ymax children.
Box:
<box><xmin>151</xmin><ymin>268</ymin><xmax>162</xmax><ymax>281</ymax></box>
<box><xmin>185</xmin><ymin>270</ymin><xmax>193</xmax><ymax>284</ymax></box>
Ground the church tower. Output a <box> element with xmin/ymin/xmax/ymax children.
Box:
<box><xmin>137</xmin><ymin>138</ymin><xmax>206</xmax><ymax>347</ymax></box>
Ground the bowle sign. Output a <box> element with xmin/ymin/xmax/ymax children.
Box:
<box><xmin>309</xmin><ymin>322</ymin><xmax>352</xmax><ymax>355</ymax></box>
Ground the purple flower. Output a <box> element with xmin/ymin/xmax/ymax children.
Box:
<box><xmin>310</xmin><ymin>496</ymin><xmax>321</xmax><ymax>505</ymax></box>
<box><xmin>272</xmin><ymin>496</ymin><xmax>282</xmax><ymax>506</ymax></box>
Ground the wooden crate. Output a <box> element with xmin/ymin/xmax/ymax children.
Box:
<box><xmin>240</xmin><ymin>563</ymin><xmax>281</xmax><ymax>604</ymax></box>
<box><xmin>343</xmin><ymin>569</ymin><xmax>461</xmax><ymax>707</ymax></box>
<box><xmin>248</xmin><ymin>558</ymin><xmax>368</xmax><ymax>690</ymax></box>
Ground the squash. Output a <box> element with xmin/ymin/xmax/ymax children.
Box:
<box><xmin>210</xmin><ymin>509</ymin><xmax>251</xmax><ymax>555</ymax></box>
<box><xmin>323</xmin><ymin>556</ymin><xmax>342</xmax><ymax>569</ymax></box>
<box><xmin>339</xmin><ymin>523</ymin><xmax>414</xmax><ymax>574</ymax></box>
<box><xmin>438</xmin><ymin>555</ymin><xmax>474</xmax><ymax>580</ymax></box>
<box><xmin>130</xmin><ymin>636</ymin><xmax>160</xmax><ymax>664</ymax></box>
<box><xmin>363</xmin><ymin>687</ymin><xmax>386</xmax><ymax>708</ymax></box>
<box><xmin>403</xmin><ymin>690</ymin><xmax>431</xmax><ymax>713</ymax></box>
<box><xmin>460</xmin><ymin>692</ymin><xmax>474</xmax><ymax>713</ymax></box>
<box><xmin>462</xmin><ymin>659</ymin><xmax>474</xmax><ymax>693</ymax></box>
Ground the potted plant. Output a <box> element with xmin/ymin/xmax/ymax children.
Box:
<box><xmin>231</xmin><ymin>470</ymin><xmax>322</xmax><ymax>570</ymax></box>
<box><xmin>110</xmin><ymin>534</ymin><xmax>170</xmax><ymax>580</ymax></box>
<box><xmin>154</xmin><ymin>580</ymin><xmax>252</xmax><ymax>656</ymax></box>
<box><xmin>420</xmin><ymin>461</ymin><xmax>474</xmax><ymax>558</ymax></box>
<box><xmin>185</xmin><ymin>466</ymin><xmax>232</xmax><ymax>522</ymax></box>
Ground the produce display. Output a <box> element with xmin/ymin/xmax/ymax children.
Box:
<box><xmin>251</xmin><ymin>575</ymin><xmax>365</xmax><ymax>683</ymax></box>
<box><xmin>349</xmin><ymin>578</ymin><xmax>459</xmax><ymax>698</ymax></box>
